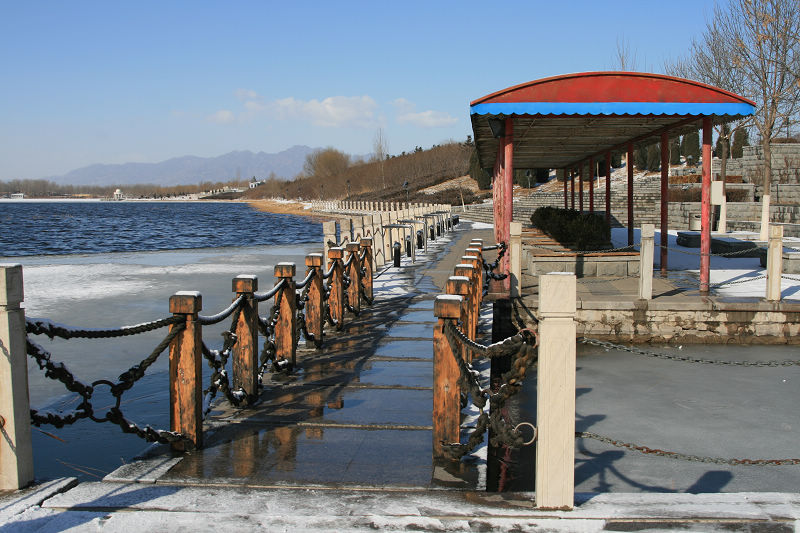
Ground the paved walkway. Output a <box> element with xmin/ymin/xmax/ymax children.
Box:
<box><xmin>2</xmin><ymin>221</ymin><xmax>798</xmax><ymax>530</ymax></box>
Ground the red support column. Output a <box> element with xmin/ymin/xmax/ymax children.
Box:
<box><xmin>578</xmin><ymin>164</ymin><xmax>584</xmax><ymax>212</ymax></box>
<box><xmin>605</xmin><ymin>152</ymin><xmax>611</xmax><ymax>226</ymax></box>
<box><xmin>700</xmin><ymin>117</ymin><xmax>712</xmax><ymax>293</ymax></box>
<box><xmin>589</xmin><ymin>157</ymin><xmax>594</xmax><ymax>213</ymax></box>
<box><xmin>502</xmin><ymin>117</ymin><xmax>514</xmax><ymax>290</ymax></box>
<box><xmin>661</xmin><ymin>133</ymin><xmax>670</xmax><ymax>274</ymax></box>
<box><xmin>563</xmin><ymin>169</ymin><xmax>568</xmax><ymax>209</ymax></box>
<box><xmin>627</xmin><ymin>143</ymin><xmax>634</xmax><ymax>246</ymax></box>
<box><xmin>492</xmin><ymin>141</ymin><xmax>505</xmax><ymax>246</ymax></box>
<box><xmin>570</xmin><ymin>168</ymin><xmax>575</xmax><ymax>209</ymax></box>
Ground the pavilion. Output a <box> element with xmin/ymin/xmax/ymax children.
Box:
<box><xmin>469</xmin><ymin>72</ymin><xmax>755</xmax><ymax>293</ymax></box>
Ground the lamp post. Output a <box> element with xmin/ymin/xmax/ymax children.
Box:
<box><xmin>403</xmin><ymin>180</ymin><xmax>409</xmax><ymax>205</ymax></box>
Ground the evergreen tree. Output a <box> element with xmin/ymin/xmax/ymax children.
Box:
<box><xmin>731</xmin><ymin>128</ymin><xmax>749</xmax><ymax>158</ymax></box>
<box><xmin>469</xmin><ymin>149</ymin><xmax>491</xmax><ymax>190</ymax></box>
<box><xmin>669</xmin><ymin>138</ymin><xmax>681</xmax><ymax>165</ymax></box>
<box><xmin>646</xmin><ymin>144</ymin><xmax>661</xmax><ymax>171</ymax></box>
<box><xmin>634</xmin><ymin>146</ymin><xmax>648</xmax><ymax>170</ymax></box>
<box><xmin>681</xmin><ymin>130</ymin><xmax>701</xmax><ymax>165</ymax></box>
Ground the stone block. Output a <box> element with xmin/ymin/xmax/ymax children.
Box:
<box><xmin>597</xmin><ymin>261</ymin><xmax>626</xmax><ymax>277</ymax></box>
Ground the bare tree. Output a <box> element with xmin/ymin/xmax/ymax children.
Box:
<box><xmin>373</xmin><ymin>128</ymin><xmax>387</xmax><ymax>190</ymax></box>
<box><xmin>707</xmin><ymin>0</ymin><xmax>800</xmax><ymax>239</ymax></box>
<box><xmin>614</xmin><ymin>36</ymin><xmax>638</xmax><ymax>71</ymax></box>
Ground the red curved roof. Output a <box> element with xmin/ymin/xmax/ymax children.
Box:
<box><xmin>470</xmin><ymin>71</ymin><xmax>755</xmax><ymax>106</ymax></box>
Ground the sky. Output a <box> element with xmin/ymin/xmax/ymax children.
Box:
<box><xmin>0</xmin><ymin>0</ymin><xmax>722</xmax><ymax>180</ymax></box>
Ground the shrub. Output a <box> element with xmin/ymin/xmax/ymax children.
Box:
<box><xmin>530</xmin><ymin>207</ymin><xmax>610</xmax><ymax>250</ymax></box>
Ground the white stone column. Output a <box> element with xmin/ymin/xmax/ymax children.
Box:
<box><xmin>0</xmin><ymin>264</ymin><xmax>34</xmax><ymax>489</ymax></box>
<box><xmin>536</xmin><ymin>273</ymin><xmax>576</xmax><ymax>510</ymax></box>
<box><xmin>766</xmin><ymin>225</ymin><xmax>783</xmax><ymax>301</ymax></box>
<box><xmin>638</xmin><ymin>224</ymin><xmax>654</xmax><ymax>300</ymax></box>
<box><xmin>510</xmin><ymin>222</ymin><xmax>522</xmax><ymax>297</ymax></box>
<box><xmin>322</xmin><ymin>221</ymin><xmax>336</xmax><ymax>260</ymax></box>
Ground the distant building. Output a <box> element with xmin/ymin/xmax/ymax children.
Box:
<box><xmin>10</xmin><ymin>193</ymin><xmax>24</xmax><ymax>199</ymax></box>
<box><xmin>249</xmin><ymin>180</ymin><xmax>265</xmax><ymax>189</ymax></box>
<box><xmin>113</xmin><ymin>189</ymin><xmax>125</xmax><ymax>200</ymax></box>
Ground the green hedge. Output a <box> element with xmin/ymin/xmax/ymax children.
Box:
<box><xmin>530</xmin><ymin>206</ymin><xmax>611</xmax><ymax>250</ymax></box>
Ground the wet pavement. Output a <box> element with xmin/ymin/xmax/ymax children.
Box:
<box><xmin>121</xmin><ymin>221</ymin><xmax>497</xmax><ymax>489</ymax></box>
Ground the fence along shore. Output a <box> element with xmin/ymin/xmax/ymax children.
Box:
<box><xmin>0</xmin><ymin>201</ymin><xmax>453</xmax><ymax>490</ymax></box>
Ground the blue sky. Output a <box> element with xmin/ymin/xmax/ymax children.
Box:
<box><xmin>0</xmin><ymin>0</ymin><xmax>719</xmax><ymax>179</ymax></box>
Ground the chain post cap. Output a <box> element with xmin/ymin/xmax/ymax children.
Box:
<box><xmin>465</xmin><ymin>247</ymin><xmax>482</xmax><ymax>255</ymax></box>
<box><xmin>359</xmin><ymin>237</ymin><xmax>373</xmax><ymax>247</ymax></box>
<box><xmin>274</xmin><ymin>262</ymin><xmax>296</xmax><ymax>278</ymax></box>
<box><xmin>345</xmin><ymin>242</ymin><xmax>360</xmax><ymax>252</ymax></box>
<box><xmin>170</xmin><ymin>291</ymin><xmax>202</xmax><ymax>314</ymax></box>
<box><xmin>446</xmin><ymin>276</ymin><xmax>471</xmax><ymax>296</ymax></box>
<box><xmin>305</xmin><ymin>253</ymin><xmax>323</xmax><ymax>267</ymax></box>
<box><xmin>328</xmin><ymin>247</ymin><xmax>344</xmax><ymax>259</ymax></box>
<box><xmin>232</xmin><ymin>274</ymin><xmax>258</xmax><ymax>293</ymax></box>
<box><xmin>434</xmin><ymin>295</ymin><xmax>462</xmax><ymax>319</ymax></box>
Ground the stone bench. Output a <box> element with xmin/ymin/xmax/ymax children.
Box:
<box><xmin>525</xmin><ymin>250</ymin><xmax>640</xmax><ymax>277</ymax></box>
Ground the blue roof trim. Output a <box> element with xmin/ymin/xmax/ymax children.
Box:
<box><xmin>470</xmin><ymin>102</ymin><xmax>754</xmax><ymax>116</ymax></box>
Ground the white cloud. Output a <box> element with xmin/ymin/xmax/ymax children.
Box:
<box><xmin>235</xmin><ymin>89</ymin><xmax>260</xmax><ymax>102</ymax></box>
<box><xmin>392</xmin><ymin>98</ymin><xmax>457</xmax><ymax>128</ymax></box>
<box><xmin>207</xmin><ymin>110</ymin><xmax>235</xmax><ymax>124</ymax></box>
<box><xmin>268</xmin><ymin>95</ymin><xmax>378</xmax><ymax>128</ymax></box>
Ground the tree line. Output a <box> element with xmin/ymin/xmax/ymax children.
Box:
<box><xmin>0</xmin><ymin>179</ymin><xmax>252</xmax><ymax>199</ymax></box>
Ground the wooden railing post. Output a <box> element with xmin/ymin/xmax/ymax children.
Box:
<box><xmin>322</xmin><ymin>221</ymin><xmax>336</xmax><ymax>260</ymax></box>
<box><xmin>327</xmin><ymin>248</ymin><xmax>345</xmax><ymax>330</ymax></box>
<box><xmin>446</xmin><ymin>275</ymin><xmax>472</xmax><ymax>363</ymax></box>
<box><xmin>345</xmin><ymin>242</ymin><xmax>362</xmax><ymax>315</ymax></box>
<box><xmin>0</xmin><ymin>264</ymin><xmax>34</xmax><ymax>489</ymax></box>
<box><xmin>433</xmin><ymin>294</ymin><xmax>463</xmax><ymax>458</ymax></box>
<box><xmin>232</xmin><ymin>275</ymin><xmax>258</xmax><ymax>400</ymax></box>
<box><xmin>536</xmin><ymin>273</ymin><xmax>576</xmax><ymax>510</ymax></box>
<box><xmin>169</xmin><ymin>291</ymin><xmax>203</xmax><ymax>451</ymax></box>
<box><xmin>274</xmin><ymin>263</ymin><xmax>297</xmax><ymax>368</ymax></box>
<box><xmin>304</xmin><ymin>254</ymin><xmax>324</xmax><ymax>346</ymax></box>
<box><xmin>360</xmin><ymin>238</ymin><xmax>374</xmax><ymax>302</ymax></box>
<box><xmin>638</xmin><ymin>224</ymin><xmax>655</xmax><ymax>300</ymax></box>
<box><xmin>463</xmin><ymin>253</ymin><xmax>483</xmax><ymax>312</ymax></box>
<box><xmin>766</xmin><ymin>225</ymin><xmax>784</xmax><ymax>301</ymax></box>
<box><xmin>454</xmin><ymin>264</ymin><xmax>477</xmax><ymax>341</ymax></box>
<box><xmin>510</xmin><ymin>222</ymin><xmax>522</xmax><ymax>297</ymax></box>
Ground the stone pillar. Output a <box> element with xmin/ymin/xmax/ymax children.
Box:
<box><xmin>339</xmin><ymin>218</ymin><xmax>351</xmax><ymax>245</ymax></box>
<box><xmin>766</xmin><ymin>225</ymin><xmax>784</xmax><ymax>301</ymax></box>
<box><xmin>0</xmin><ymin>264</ymin><xmax>34</xmax><ymax>489</ymax></box>
<box><xmin>536</xmin><ymin>273</ymin><xmax>576</xmax><ymax>510</ymax></box>
<box><xmin>322</xmin><ymin>221</ymin><xmax>336</xmax><ymax>262</ymax></box>
<box><xmin>638</xmin><ymin>224</ymin><xmax>654</xmax><ymax>300</ymax></box>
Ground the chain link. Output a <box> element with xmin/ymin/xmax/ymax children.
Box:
<box><xmin>26</xmin><ymin>316</ymin><xmax>181</xmax><ymax>340</ymax></box>
<box><xmin>580</xmin><ymin>337</ymin><xmax>800</xmax><ymax>367</ymax></box>
<box><xmin>577</xmin><ymin>431</ymin><xmax>800</xmax><ymax>466</ymax></box>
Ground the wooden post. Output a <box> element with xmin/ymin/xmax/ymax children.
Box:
<box><xmin>232</xmin><ymin>275</ymin><xmax>258</xmax><ymax>400</ymax></box>
<box><xmin>0</xmin><ymin>264</ymin><xmax>34</xmax><ymax>489</ymax></box>
<box><xmin>700</xmin><ymin>118</ymin><xmax>712</xmax><ymax>292</ymax></box>
<box><xmin>169</xmin><ymin>291</ymin><xmax>203</xmax><ymax>451</ymax></box>
<box><xmin>454</xmin><ymin>264</ymin><xmax>477</xmax><ymax>341</ymax></box>
<box><xmin>462</xmin><ymin>255</ymin><xmax>483</xmax><ymax>334</ymax></box>
<box><xmin>589</xmin><ymin>157</ymin><xmax>594</xmax><ymax>213</ymax></box>
<box><xmin>578</xmin><ymin>164</ymin><xmax>584</xmax><ymax>212</ymax></box>
<box><xmin>446</xmin><ymin>276</ymin><xmax>472</xmax><ymax>363</ymax></box>
<box><xmin>345</xmin><ymin>242</ymin><xmax>362</xmax><ymax>315</ymax></box>
<box><xmin>570</xmin><ymin>168</ymin><xmax>575</xmax><ymax>210</ymax></box>
<box><xmin>661</xmin><ymin>132</ymin><xmax>671</xmax><ymax>276</ymax></box>
<box><xmin>274</xmin><ymin>263</ymin><xmax>297</xmax><ymax>368</ymax></box>
<box><xmin>536</xmin><ymin>273</ymin><xmax>576</xmax><ymax>510</ymax></box>
<box><xmin>638</xmin><ymin>224</ymin><xmax>654</xmax><ymax>300</ymax></box>
<box><xmin>510</xmin><ymin>222</ymin><xmax>522</xmax><ymax>297</ymax></box>
<box><xmin>322</xmin><ymin>221</ymin><xmax>336</xmax><ymax>260</ymax></box>
<box><xmin>605</xmin><ymin>151</ymin><xmax>612</xmax><ymax>226</ymax></box>
<box><xmin>627</xmin><ymin>143</ymin><xmax>634</xmax><ymax>246</ymax></box>
<box><xmin>563</xmin><ymin>169</ymin><xmax>568</xmax><ymax>209</ymax></box>
<box><xmin>766</xmin><ymin>225</ymin><xmax>783</xmax><ymax>301</ymax></box>
<box><xmin>433</xmin><ymin>294</ymin><xmax>463</xmax><ymax>458</ymax></box>
<box><xmin>327</xmin><ymin>248</ymin><xmax>345</xmax><ymax>330</ymax></box>
<box><xmin>465</xmin><ymin>247</ymin><xmax>483</xmax><ymax>295</ymax></box>
<box><xmin>304</xmin><ymin>254</ymin><xmax>324</xmax><ymax>346</ymax></box>
<box><xmin>360</xmin><ymin>238</ymin><xmax>373</xmax><ymax>302</ymax></box>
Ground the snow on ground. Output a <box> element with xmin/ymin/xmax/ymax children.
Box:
<box><xmin>611</xmin><ymin>227</ymin><xmax>800</xmax><ymax>300</ymax></box>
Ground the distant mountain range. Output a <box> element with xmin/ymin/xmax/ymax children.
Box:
<box><xmin>49</xmin><ymin>145</ymin><xmax>315</xmax><ymax>186</ymax></box>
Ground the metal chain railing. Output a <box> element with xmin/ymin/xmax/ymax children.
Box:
<box><xmin>440</xmin><ymin>321</ymin><xmax>538</xmax><ymax>458</ymax></box>
<box><xmin>26</xmin><ymin>321</ymin><xmax>189</xmax><ymax>444</ymax></box>
<box><xmin>577</xmin><ymin>431</ymin><xmax>800</xmax><ymax>466</ymax></box>
<box><xmin>580</xmin><ymin>337</ymin><xmax>800</xmax><ymax>367</ymax></box>
<box><xmin>26</xmin><ymin>316</ymin><xmax>182</xmax><ymax>340</ymax></box>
